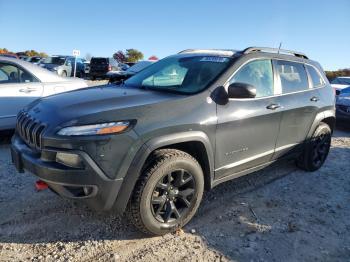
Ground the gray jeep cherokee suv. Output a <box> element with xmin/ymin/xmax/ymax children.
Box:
<box><xmin>11</xmin><ymin>47</ymin><xmax>335</xmax><ymax>235</ymax></box>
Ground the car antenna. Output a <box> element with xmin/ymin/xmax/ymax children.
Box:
<box><xmin>277</xmin><ymin>42</ymin><xmax>282</xmax><ymax>54</ymax></box>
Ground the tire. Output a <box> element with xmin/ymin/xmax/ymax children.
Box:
<box><xmin>128</xmin><ymin>149</ymin><xmax>204</xmax><ymax>235</ymax></box>
<box><xmin>61</xmin><ymin>71</ymin><xmax>67</xmax><ymax>77</ymax></box>
<box><xmin>297</xmin><ymin>122</ymin><xmax>332</xmax><ymax>172</ymax></box>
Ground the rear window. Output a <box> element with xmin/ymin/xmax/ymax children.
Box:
<box><xmin>306</xmin><ymin>65</ymin><xmax>324</xmax><ymax>87</ymax></box>
<box><xmin>276</xmin><ymin>60</ymin><xmax>309</xmax><ymax>93</ymax></box>
<box><xmin>91</xmin><ymin>58</ymin><xmax>108</xmax><ymax>65</ymax></box>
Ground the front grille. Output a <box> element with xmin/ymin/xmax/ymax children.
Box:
<box><xmin>16</xmin><ymin>111</ymin><xmax>46</xmax><ymax>149</ymax></box>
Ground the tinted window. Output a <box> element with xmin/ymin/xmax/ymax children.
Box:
<box><xmin>276</xmin><ymin>60</ymin><xmax>309</xmax><ymax>93</ymax></box>
<box><xmin>0</xmin><ymin>63</ymin><xmax>38</xmax><ymax>84</ymax></box>
<box><xmin>306</xmin><ymin>65</ymin><xmax>324</xmax><ymax>87</ymax></box>
<box><xmin>91</xmin><ymin>58</ymin><xmax>108</xmax><ymax>65</ymax></box>
<box><xmin>229</xmin><ymin>59</ymin><xmax>274</xmax><ymax>98</ymax></box>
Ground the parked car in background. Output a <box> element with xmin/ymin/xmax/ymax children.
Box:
<box><xmin>331</xmin><ymin>76</ymin><xmax>350</xmax><ymax>95</ymax></box>
<box><xmin>0</xmin><ymin>57</ymin><xmax>88</xmax><ymax>130</ymax></box>
<box><xmin>11</xmin><ymin>47</ymin><xmax>335</xmax><ymax>235</ymax></box>
<box><xmin>27</xmin><ymin>56</ymin><xmax>43</xmax><ymax>65</ymax></box>
<box><xmin>40</xmin><ymin>56</ymin><xmax>85</xmax><ymax>77</ymax></box>
<box><xmin>89</xmin><ymin>57</ymin><xmax>127</xmax><ymax>80</ymax></box>
<box><xmin>0</xmin><ymin>53</ymin><xmax>18</xmax><ymax>59</ymax></box>
<box><xmin>336</xmin><ymin>86</ymin><xmax>350</xmax><ymax>122</ymax></box>
<box><xmin>83</xmin><ymin>61</ymin><xmax>90</xmax><ymax>77</ymax></box>
<box><xmin>19</xmin><ymin>55</ymin><xmax>29</xmax><ymax>60</ymax></box>
<box><xmin>107</xmin><ymin>60</ymin><xmax>154</xmax><ymax>84</ymax></box>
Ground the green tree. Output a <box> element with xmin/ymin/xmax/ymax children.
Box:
<box><xmin>24</xmin><ymin>50</ymin><xmax>48</xmax><ymax>57</ymax></box>
<box><xmin>126</xmin><ymin>49</ymin><xmax>144</xmax><ymax>63</ymax></box>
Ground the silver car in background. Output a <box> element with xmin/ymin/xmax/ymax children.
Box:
<box><xmin>0</xmin><ymin>57</ymin><xmax>88</xmax><ymax>130</ymax></box>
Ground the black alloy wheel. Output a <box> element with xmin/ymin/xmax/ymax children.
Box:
<box><xmin>151</xmin><ymin>169</ymin><xmax>196</xmax><ymax>223</ymax></box>
<box><xmin>311</xmin><ymin>131</ymin><xmax>331</xmax><ymax>168</ymax></box>
<box><xmin>297</xmin><ymin>122</ymin><xmax>332</xmax><ymax>171</ymax></box>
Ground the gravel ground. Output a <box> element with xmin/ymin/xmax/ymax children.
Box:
<box><xmin>0</xmin><ymin>125</ymin><xmax>349</xmax><ymax>262</ymax></box>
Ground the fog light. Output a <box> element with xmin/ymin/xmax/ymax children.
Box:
<box><xmin>56</xmin><ymin>152</ymin><xmax>84</xmax><ymax>168</ymax></box>
<box><xmin>83</xmin><ymin>186</ymin><xmax>93</xmax><ymax>196</ymax></box>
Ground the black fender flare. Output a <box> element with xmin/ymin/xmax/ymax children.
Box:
<box><xmin>113</xmin><ymin>131</ymin><xmax>214</xmax><ymax>214</ymax></box>
<box><xmin>306</xmin><ymin>109</ymin><xmax>335</xmax><ymax>140</ymax></box>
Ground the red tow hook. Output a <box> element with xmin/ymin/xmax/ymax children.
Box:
<box><xmin>35</xmin><ymin>180</ymin><xmax>48</xmax><ymax>191</ymax></box>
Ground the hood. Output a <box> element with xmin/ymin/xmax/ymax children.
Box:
<box><xmin>26</xmin><ymin>85</ymin><xmax>182</xmax><ymax>127</ymax></box>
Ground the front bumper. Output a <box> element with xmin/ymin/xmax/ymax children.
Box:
<box><xmin>11</xmin><ymin>134</ymin><xmax>123</xmax><ymax>211</ymax></box>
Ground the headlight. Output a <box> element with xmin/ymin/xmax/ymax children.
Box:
<box><xmin>57</xmin><ymin>121</ymin><xmax>130</xmax><ymax>136</ymax></box>
<box><xmin>53</xmin><ymin>67</ymin><xmax>58</xmax><ymax>70</ymax></box>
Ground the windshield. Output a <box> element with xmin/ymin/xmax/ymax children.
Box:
<box><xmin>43</xmin><ymin>56</ymin><xmax>65</xmax><ymax>65</ymax></box>
<box><xmin>124</xmin><ymin>55</ymin><xmax>232</xmax><ymax>94</ymax></box>
<box><xmin>127</xmin><ymin>61</ymin><xmax>153</xmax><ymax>73</ymax></box>
<box><xmin>332</xmin><ymin>77</ymin><xmax>350</xmax><ymax>85</ymax></box>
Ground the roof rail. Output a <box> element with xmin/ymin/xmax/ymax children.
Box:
<box><xmin>242</xmin><ymin>47</ymin><xmax>308</xmax><ymax>59</ymax></box>
<box><xmin>178</xmin><ymin>49</ymin><xmax>236</xmax><ymax>56</ymax></box>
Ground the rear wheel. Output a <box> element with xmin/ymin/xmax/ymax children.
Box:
<box><xmin>297</xmin><ymin>123</ymin><xmax>332</xmax><ymax>171</ymax></box>
<box><xmin>61</xmin><ymin>71</ymin><xmax>67</xmax><ymax>77</ymax></box>
<box><xmin>128</xmin><ymin>149</ymin><xmax>204</xmax><ymax>235</ymax></box>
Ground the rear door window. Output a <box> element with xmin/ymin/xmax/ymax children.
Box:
<box><xmin>306</xmin><ymin>65</ymin><xmax>325</xmax><ymax>88</ymax></box>
<box><xmin>276</xmin><ymin>60</ymin><xmax>309</xmax><ymax>94</ymax></box>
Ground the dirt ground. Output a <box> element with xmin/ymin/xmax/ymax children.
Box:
<box><xmin>0</xmin><ymin>125</ymin><xmax>350</xmax><ymax>262</ymax></box>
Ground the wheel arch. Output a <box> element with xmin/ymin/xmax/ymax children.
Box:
<box><xmin>113</xmin><ymin>131</ymin><xmax>214</xmax><ymax>214</ymax></box>
<box><xmin>307</xmin><ymin>109</ymin><xmax>335</xmax><ymax>139</ymax></box>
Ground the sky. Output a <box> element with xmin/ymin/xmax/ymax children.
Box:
<box><xmin>0</xmin><ymin>0</ymin><xmax>349</xmax><ymax>70</ymax></box>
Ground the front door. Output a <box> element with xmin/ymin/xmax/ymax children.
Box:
<box><xmin>0</xmin><ymin>62</ymin><xmax>43</xmax><ymax>130</ymax></box>
<box><xmin>215</xmin><ymin>59</ymin><xmax>282</xmax><ymax>179</ymax></box>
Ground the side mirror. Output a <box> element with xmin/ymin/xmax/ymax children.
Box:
<box><xmin>228</xmin><ymin>82</ymin><xmax>256</xmax><ymax>99</ymax></box>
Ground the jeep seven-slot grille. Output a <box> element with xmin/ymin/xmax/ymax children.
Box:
<box><xmin>16</xmin><ymin>111</ymin><xmax>46</xmax><ymax>149</ymax></box>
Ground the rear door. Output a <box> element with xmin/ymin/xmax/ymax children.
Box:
<box><xmin>90</xmin><ymin>58</ymin><xmax>108</xmax><ymax>75</ymax></box>
<box><xmin>0</xmin><ymin>62</ymin><xmax>43</xmax><ymax>130</ymax></box>
<box><xmin>272</xmin><ymin>60</ymin><xmax>323</xmax><ymax>159</ymax></box>
<box><xmin>215</xmin><ymin>59</ymin><xmax>282</xmax><ymax>179</ymax></box>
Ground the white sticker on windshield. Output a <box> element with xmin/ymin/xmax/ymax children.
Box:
<box><xmin>200</xmin><ymin>57</ymin><xmax>229</xmax><ymax>63</ymax></box>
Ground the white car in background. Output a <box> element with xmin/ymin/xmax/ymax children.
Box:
<box><xmin>331</xmin><ymin>76</ymin><xmax>350</xmax><ymax>95</ymax></box>
<box><xmin>0</xmin><ymin>57</ymin><xmax>88</xmax><ymax>130</ymax></box>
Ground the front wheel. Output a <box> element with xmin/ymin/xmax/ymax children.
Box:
<box><xmin>128</xmin><ymin>149</ymin><xmax>204</xmax><ymax>235</ymax></box>
<box><xmin>297</xmin><ymin>123</ymin><xmax>332</xmax><ymax>171</ymax></box>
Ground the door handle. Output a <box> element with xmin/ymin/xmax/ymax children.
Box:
<box><xmin>266</xmin><ymin>103</ymin><xmax>282</xmax><ymax>110</ymax></box>
<box><xmin>310</xmin><ymin>96</ymin><xmax>319</xmax><ymax>102</ymax></box>
<box><xmin>19</xmin><ymin>87</ymin><xmax>37</xmax><ymax>93</ymax></box>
